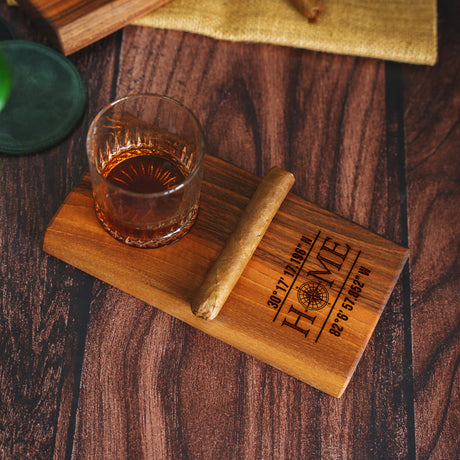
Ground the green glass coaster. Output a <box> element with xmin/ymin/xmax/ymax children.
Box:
<box><xmin>0</xmin><ymin>40</ymin><xmax>86</xmax><ymax>155</ymax></box>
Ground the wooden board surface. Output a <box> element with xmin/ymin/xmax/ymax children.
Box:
<box><xmin>16</xmin><ymin>0</ymin><xmax>173</xmax><ymax>55</ymax></box>
<box><xmin>43</xmin><ymin>154</ymin><xmax>408</xmax><ymax>397</ymax></box>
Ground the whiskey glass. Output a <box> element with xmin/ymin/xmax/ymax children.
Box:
<box><xmin>86</xmin><ymin>94</ymin><xmax>205</xmax><ymax>248</ymax></box>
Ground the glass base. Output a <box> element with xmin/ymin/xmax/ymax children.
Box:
<box><xmin>94</xmin><ymin>203</ymin><xmax>199</xmax><ymax>249</ymax></box>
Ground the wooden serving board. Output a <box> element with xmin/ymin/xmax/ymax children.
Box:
<box><xmin>43</xmin><ymin>155</ymin><xmax>408</xmax><ymax>397</ymax></box>
<box><xmin>16</xmin><ymin>0</ymin><xmax>173</xmax><ymax>55</ymax></box>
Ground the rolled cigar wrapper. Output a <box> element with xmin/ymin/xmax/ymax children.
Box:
<box><xmin>191</xmin><ymin>167</ymin><xmax>295</xmax><ymax>320</ymax></box>
<box><xmin>289</xmin><ymin>0</ymin><xmax>322</xmax><ymax>20</ymax></box>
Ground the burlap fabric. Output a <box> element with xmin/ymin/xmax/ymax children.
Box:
<box><xmin>6</xmin><ymin>0</ymin><xmax>437</xmax><ymax>64</ymax></box>
<box><xmin>134</xmin><ymin>0</ymin><xmax>437</xmax><ymax>65</ymax></box>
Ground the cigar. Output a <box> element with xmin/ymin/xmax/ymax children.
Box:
<box><xmin>191</xmin><ymin>167</ymin><xmax>295</xmax><ymax>320</ymax></box>
<box><xmin>289</xmin><ymin>0</ymin><xmax>322</xmax><ymax>20</ymax></box>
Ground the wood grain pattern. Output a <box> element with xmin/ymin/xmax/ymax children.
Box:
<box><xmin>43</xmin><ymin>154</ymin><xmax>408</xmax><ymax>397</ymax></box>
<box><xmin>402</xmin><ymin>0</ymin><xmax>460</xmax><ymax>457</ymax></box>
<box><xmin>69</xmin><ymin>26</ymin><xmax>414</xmax><ymax>458</ymax></box>
<box><xmin>16</xmin><ymin>0</ymin><xmax>173</xmax><ymax>55</ymax></box>
<box><xmin>0</xmin><ymin>0</ymin><xmax>458</xmax><ymax>458</ymax></box>
<box><xmin>49</xmin><ymin>32</ymin><xmax>121</xmax><ymax>460</ymax></box>
<box><xmin>0</xmin><ymin>5</ymin><xmax>117</xmax><ymax>457</ymax></box>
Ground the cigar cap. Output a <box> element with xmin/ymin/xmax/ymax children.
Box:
<box><xmin>289</xmin><ymin>0</ymin><xmax>322</xmax><ymax>20</ymax></box>
<box><xmin>192</xmin><ymin>166</ymin><xmax>295</xmax><ymax>320</ymax></box>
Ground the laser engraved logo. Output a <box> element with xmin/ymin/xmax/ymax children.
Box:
<box><xmin>270</xmin><ymin>232</ymin><xmax>358</xmax><ymax>341</ymax></box>
<box><xmin>296</xmin><ymin>281</ymin><xmax>329</xmax><ymax>311</ymax></box>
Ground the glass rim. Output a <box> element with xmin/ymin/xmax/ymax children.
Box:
<box><xmin>86</xmin><ymin>93</ymin><xmax>205</xmax><ymax>198</ymax></box>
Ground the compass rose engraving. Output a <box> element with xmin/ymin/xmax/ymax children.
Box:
<box><xmin>297</xmin><ymin>281</ymin><xmax>329</xmax><ymax>311</ymax></box>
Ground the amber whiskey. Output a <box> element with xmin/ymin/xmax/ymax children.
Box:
<box><xmin>101</xmin><ymin>146</ymin><xmax>188</xmax><ymax>193</ymax></box>
<box><xmin>93</xmin><ymin>145</ymin><xmax>199</xmax><ymax>248</ymax></box>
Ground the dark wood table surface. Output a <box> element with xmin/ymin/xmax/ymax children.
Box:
<box><xmin>1</xmin><ymin>2</ymin><xmax>458</xmax><ymax>459</ymax></box>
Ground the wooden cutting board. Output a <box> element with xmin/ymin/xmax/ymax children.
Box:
<box><xmin>16</xmin><ymin>0</ymin><xmax>174</xmax><ymax>55</ymax></box>
<box><xmin>43</xmin><ymin>154</ymin><xmax>408</xmax><ymax>397</ymax></box>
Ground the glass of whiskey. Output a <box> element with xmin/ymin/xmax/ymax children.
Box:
<box><xmin>86</xmin><ymin>94</ymin><xmax>204</xmax><ymax>248</ymax></box>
